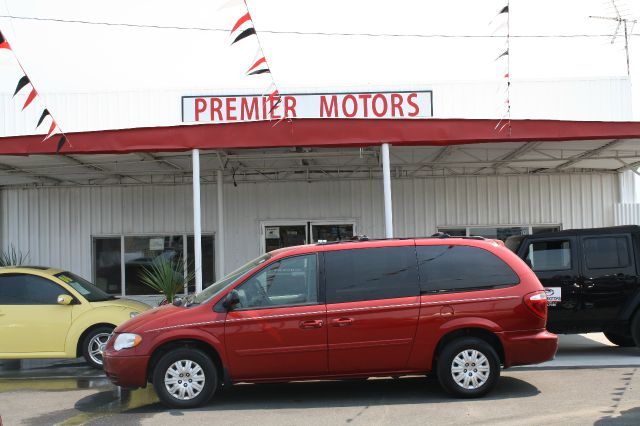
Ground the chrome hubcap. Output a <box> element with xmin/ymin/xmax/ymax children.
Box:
<box><xmin>451</xmin><ymin>349</ymin><xmax>491</xmax><ymax>390</ymax></box>
<box><xmin>88</xmin><ymin>333</ymin><xmax>111</xmax><ymax>365</ymax></box>
<box><xmin>164</xmin><ymin>360</ymin><xmax>206</xmax><ymax>400</ymax></box>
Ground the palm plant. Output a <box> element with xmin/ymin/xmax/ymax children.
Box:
<box><xmin>0</xmin><ymin>245</ymin><xmax>29</xmax><ymax>267</ymax></box>
<box><xmin>138</xmin><ymin>255</ymin><xmax>194</xmax><ymax>303</ymax></box>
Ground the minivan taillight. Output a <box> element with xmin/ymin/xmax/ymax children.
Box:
<box><xmin>524</xmin><ymin>291</ymin><xmax>548</xmax><ymax>319</ymax></box>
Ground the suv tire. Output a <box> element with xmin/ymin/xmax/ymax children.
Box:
<box><xmin>632</xmin><ymin>311</ymin><xmax>640</xmax><ymax>348</ymax></box>
<box><xmin>152</xmin><ymin>348</ymin><xmax>217</xmax><ymax>408</ymax></box>
<box><xmin>603</xmin><ymin>331</ymin><xmax>635</xmax><ymax>347</ymax></box>
<box><xmin>436</xmin><ymin>337</ymin><xmax>500</xmax><ymax>398</ymax></box>
<box><xmin>82</xmin><ymin>326</ymin><xmax>114</xmax><ymax>369</ymax></box>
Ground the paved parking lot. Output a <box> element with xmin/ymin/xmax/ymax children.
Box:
<box><xmin>0</xmin><ymin>334</ymin><xmax>639</xmax><ymax>425</ymax></box>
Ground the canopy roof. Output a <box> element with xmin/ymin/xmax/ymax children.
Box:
<box><xmin>1</xmin><ymin>118</ymin><xmax>640</xmax><ymax>187</ymax></box>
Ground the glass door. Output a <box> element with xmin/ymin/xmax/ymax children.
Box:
<box><xmin>263</xmin><ymin>223</ymin><xmax>308</xmax><ymax>252</ymax></box>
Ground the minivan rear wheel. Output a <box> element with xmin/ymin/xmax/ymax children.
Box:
<box><xmin>152</xmin><ymin>348</ymin><xmax>217</xmax><ymax>408</ymax></box>
<box><xmin>603</xmin><ymin>331</ymin><xmax>635</xmax><ymax>347</ymax></box>
<box><xmin>436</xmin><ymin>337</ymin><xmax>500</xmax><ymax>398</ymax></box>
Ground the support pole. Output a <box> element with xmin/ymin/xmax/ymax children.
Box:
<box><xmin>217</xmin><ymin>169</ymin><xmax>225</xmax><ymax>279</ymax></box>
<box><xmin>381</xmin><ymin>143</ymin><xmax>393</xmax><ymax>238</ymax></box>
<box><xmin>192</xmin><ymin>149</ymin><xmax>203</xmax><ymax>293</ymax></box>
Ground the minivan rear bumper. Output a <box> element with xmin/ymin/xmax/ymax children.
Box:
<box><xmin>500</xmin><ymin>329</ymin><xmax>558</xmax><ymax>368</ymax></box>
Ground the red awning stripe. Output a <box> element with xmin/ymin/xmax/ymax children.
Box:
<box><xmin>0</xmin><ymin>118</ymin><xmax>640</xmax><ymax>155</ymax></box>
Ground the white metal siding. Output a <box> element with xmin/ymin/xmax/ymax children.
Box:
<box><xmin>615</xmin><ymin>203</ymin><xmax>640</xmax><ymax>225</ymax></box>
<box><xmin>1</xmin><ymin>173</ymin><xmax>619</xmax><ymax>277</ymax></box>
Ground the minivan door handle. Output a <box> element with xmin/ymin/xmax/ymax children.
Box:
<box><xmin>331</xmin><ymin>317</ymin><xmax>354</xmax><ymax>327</ymax></box>
<box><xmin>299</xmin><ymin>320</ymin><xmax>324</xmax><ymax>329</ymax></box>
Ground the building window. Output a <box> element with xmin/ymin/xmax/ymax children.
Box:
<box><xmin>437</xmin><ymin>225</ymin><xmax>561</xmax><ymax>242</ymax></box>
<box><xmin>93</xmin><ymin>234</ymin><xmax>215</xmax><ymax>296</ymax></box>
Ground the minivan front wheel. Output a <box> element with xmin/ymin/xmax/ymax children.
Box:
<box><xmin>436</xmin><ymin>337</ymin><xmax>500</xmax><ymax>398</ymax></box>
<box><xmin>152</xmin><ymin>348</ymin><xmax>217</xmax><ymax>408</ymax></box>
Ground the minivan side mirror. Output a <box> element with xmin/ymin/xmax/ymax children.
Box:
<box><xmin>222</xmin><ymin>290</ymin><xmax>241</xmax><ymax>311</ymax></box>
<box><xmin>57</xmin><ymin>294</ymin><xmax>73</xmax><ymax>305</ymax></box>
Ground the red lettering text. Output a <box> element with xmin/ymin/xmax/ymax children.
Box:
<box><xmin>358</xmin><ymin>94</ymin><xmax>372</xmax><ymax>117</ymax></box>
<box><xmin>226</xmin><ymin>97</ymin><xmax>237</xmax><ymax>121</ymax></box>
<box><xmin>194</xmin><ymin>98</ymin><xmax>207</xmax><ymax>121</ymax></box>
<box><xmin>391</xmin><ymin>94</ymin><xmax>404</xmax><ymax>117</ymax></box>
<box><xmin>342</xmin><ymin>95</ymin><xmax>357</xmax><ymax>118</ymax></box>
<box><xmin>407</xmin><ymin>93</ymin><xmax>419</xmax><ymax>117</ymax></box>
<box><xmin>270</xmin><ymin>98</ymin><xmax>281</xmax><ymax>119</ymax></box>
<box><xmin>284</xmin><ymin>96</ymin><xmax>297</xmax><ymax>118</ymax></box>
<box><xmin>240</xmin><ymin>97</ymin><xmax>259</xmax><ymax>120</ymax></box>
<box><xmin>372</xmin><ymin>94</ymin><xmax>388</xmax><ymax>117</ymax></box>
<box><xmin>320</xmin><ymin>95</ymin><xmax>338</xmax><ymax>117</ymax></box>
<box><xmin>210</xmin><ymin>98</ymin><xmax>223</xmax><ymax>121</ymax></box>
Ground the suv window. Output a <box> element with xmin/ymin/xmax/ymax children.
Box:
<box><xmin>583</xmin><ymin>236</ymin><xmax>630</xmax><ymax>269</ymax></box>
<box><xmin>417</xmin><ymin>245</ymin><xmax>518</xmax><ymax>293</ymax></box>
<box><xmin>235</xmin><ymin>254</ymin><xmax>318</xmax><ymax>309</ymax></box>
<box><xmin>0</xmin><ymin>273</ymin><xmax>70</xmax><ymax>305</ymax></box>
<box><xmin>324</xmin><ymin>246</ymin><xmax>419</xmax><ymax>304</ymax></box>
<box><xmin>526</xmin><ymin>240</ymin><xmax>572</xmax><ymax>271</ymax></box>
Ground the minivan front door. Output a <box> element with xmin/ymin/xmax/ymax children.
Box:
<box><xmin>223</xmin><ymin>254</ymin><xmax>328</xmax><ymax>380</ymax></box>
<box><xmin>520</xmin><ymin>236</ymin><xmax>581</xmax><ymax>332</ymax></box>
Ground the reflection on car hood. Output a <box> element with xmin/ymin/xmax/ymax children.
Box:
<box><xmin>114</xmin><ymin>304</ymin><xmax>186</xmax><ymax>333</ymax></box>
<box><xmin>90</xmin><ymin>298</ymin><xmax>151</xmax><ymax>312</ymax></box>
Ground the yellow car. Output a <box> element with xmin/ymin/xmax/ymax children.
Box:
<box><xmin>0</xmin><ymin>266</ymin><xmax>150</xmax><ymax>368</ymax></box>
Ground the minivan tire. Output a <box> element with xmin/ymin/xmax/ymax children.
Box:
<box><xmin>603</xmin><ymin>331</ymin><xmax>635</xmax><ymax>347</ymax></box>
<box><xmin>152</xmin><ymin>348</ymin><xmax>217</xmax><ymax>408</ymax></box>
<box><xmin>82</xmin><ymin>326</ymin><xmax>114</xmax><ymax>369</ymax></box>
<box><xmin>436</xmin><ymin>337</ymin><xmax>500</xmax><ymax>398</ymax></box>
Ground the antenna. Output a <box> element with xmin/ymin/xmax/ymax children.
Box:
<box><xmin>590</xmin><ymin>0</ymin><xmax>637</xmax><ymax>76</ymax></box>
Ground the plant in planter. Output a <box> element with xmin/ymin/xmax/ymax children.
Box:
<box><xmin>0</xmin><ymin>244</ymin><xmax>29</xmax><ymax>267</ymax></box>
<box><xmin>138</xmin><ymin>256</ymin><xmax>194</xmax><ymax>304</ymax></box>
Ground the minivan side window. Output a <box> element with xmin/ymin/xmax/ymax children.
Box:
<box><xmin>526</xmin><ymin>240</ymin><xmax>572</xmax><ymax>271</ymax></box>
<box><xmin>324</xmin><ymin>246</ymin><xmax>419</xmax><ymax>304</ymax></box>
<box><xmin>583</xmin><ymin>236</ymin><xmax>630</xmax><ymax>269</ymax></box>
<box><xmin>417</xmin><ymin>245</ymin><xmax>519</xmax><ymax>293</ymax></box>
<box><xmin>234</xmin><ymin>254</ymin><xmax>318</xmax><ymax>309</ymax></box>
<box><xmin>0</xmin><ymin>274</ymin><xmax>69</xmax><ymax>305</ymax></box>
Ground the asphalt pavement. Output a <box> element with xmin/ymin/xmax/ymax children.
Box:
<box><xmin>0</xmin><ymin>333</ymin><xmax>639</xmax><ymax>425</ymax></box>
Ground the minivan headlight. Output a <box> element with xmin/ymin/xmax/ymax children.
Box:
<box><xmin>114</xmin><ymin>333</ymin><xmax>142</xmax><ymax>351</ymax></box>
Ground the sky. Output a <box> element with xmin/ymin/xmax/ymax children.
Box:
<box><xmin>0</xmin><ymin>0</ymin><xmax>639</xmax><ymax>117</ymax></box>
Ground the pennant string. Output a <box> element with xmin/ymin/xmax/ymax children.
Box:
<box><xmin>492</xmin><ymin>2</ymin><xmax>511</xmax><ymax>137</ymax></box>
<box><xmin>0</xmin><ymin>27</ymin><xmax>70</xmax><ymax>150</ymax></box>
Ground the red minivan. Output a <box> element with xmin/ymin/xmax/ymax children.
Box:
<box><xmin>103</xmin><ymin>237</ymin><xmax>557</xmax><ymax>408</ymax></box>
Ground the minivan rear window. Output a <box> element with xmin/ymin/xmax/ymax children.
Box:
<box><xmin>324</xmin><ymin>246</ymin><xmax>419</xmax><ymax>304</ymax></box>
<box><xmin>417</xmin><ymin>245</ymin><xmax>519</xmax><ymax>293</ymax></box>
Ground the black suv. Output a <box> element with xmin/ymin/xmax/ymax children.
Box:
<box><xmin>507</xmin><ymin>226</ymin><xmax>640</xmax><ymax>347</ymax></box>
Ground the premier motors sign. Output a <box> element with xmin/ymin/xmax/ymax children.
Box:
<box><xmin>182</xmin><ymin>91</ymin><xmax>433</xmax><ymax>123</ymax></box>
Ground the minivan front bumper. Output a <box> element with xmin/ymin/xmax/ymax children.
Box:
<box><xmin>103</xmin><ymin>352</ymin><xmax>149</xmax><ymax>388</ymax></box>
<box><xmin>500</xmin><ymin>329</ymin><xmax>558</xmax><ymax>368</ymax></box>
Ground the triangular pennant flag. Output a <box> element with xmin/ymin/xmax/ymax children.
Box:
<box><xmin>13</xmin><ymin>76</ymin><xmax>30</xmax><ymax>96</ymax></box>
<box><xmin>232</xmin><ymin>27</ymin><xmax>257</xmax><ymax>44</ymax></box>
<box><xmin>497</xmin><ymin>5</ymin><xmax>509</xmax><ymax>14</ymax></box>
<box><xmin>22</xmin><ymin>88</ymin><xmax>38</xmax><ymax>110</ymax></box>
<box><xmin>56</xmin><ymin>135</ymin><xmax>67</xmax><ymax>152</ymax></box>
<box><xmin>268</xmin><ymin>89</ymin><xmax>280</xmax><ymax>102</ymax></box>
<box><xmin>37</xmin><ymin>109</ymin><xmax>51</xmax><ymax>127</ymax></box>
<box><xmin>231</xmin><ymin>12</ymin><xmax>252</xmax><ymax>33</ymax></box>
<box><xmin>0</xmin><ymin>30</ymin><xmax>10</xmax><ymax>50</ymax></box>
<box><xmin>504</xmin><ymin>73</ymin><xmax>509</xmax><ymax>78</ymax></box>
<box><xmin>268</xmin><ymin>97</ymin><xmax>282</xmax><ymax>115</ymax></box>
<box><xmin>495</xmin><ymin>49</ymin><xmax>509</xmax><ymax>60</ymax></box>
<box><xmin>248</xmin><ymin>68</ymin><xmax>270</xmax><ymax>76</ymax></box>
<box><xmin>246</xmin><ymin>57</ymin><xmax>266</xmax><ymax>74</ymax></box>
<box><xmin>44</xmin><ymin>120</ymin><xmax>57</xmax><ymax>140</ymax></box>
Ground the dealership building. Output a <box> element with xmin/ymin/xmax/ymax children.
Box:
<box><xmin>1</xmin><ymin>77</ymin><xmax>640</xmax><ymax>304</ymax></box>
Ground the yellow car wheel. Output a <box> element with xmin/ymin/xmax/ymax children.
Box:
<box><xmin>82</xmin><ymin>326</ymin><xmax>114</xmax><ymax>369</ymax></box>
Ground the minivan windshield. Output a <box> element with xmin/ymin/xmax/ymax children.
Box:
<box><xmin>192</xmin><ymin>253</ymin><xmax>271</xmax><ymax>305</ymax></box>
